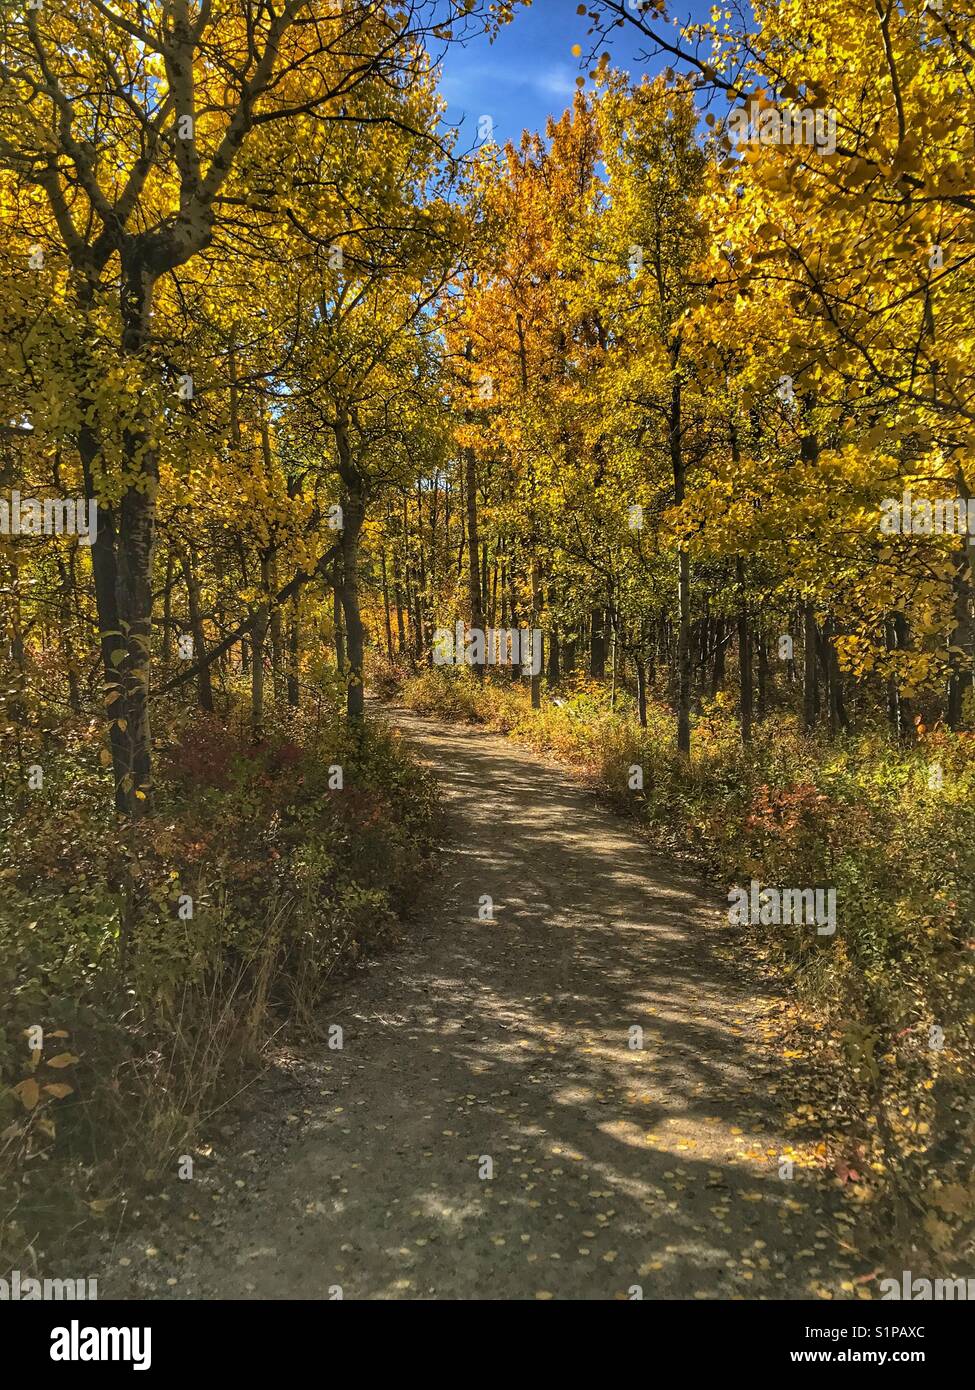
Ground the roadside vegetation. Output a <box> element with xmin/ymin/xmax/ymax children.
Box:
<box><xmin>401</xmin><ymin>664</ymin><xmax>975</xmax><ymax>1264</ymax></box>
<box><xmin>0</xmin><ymin>692</ymin><xmax>437</xmax><ymax>1267</ymax></box>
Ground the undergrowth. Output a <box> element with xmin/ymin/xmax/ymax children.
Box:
<box><xmin>0</xmin><ymin>697</ymin><xmax>438</xmax><ymax>1266</ymax></box>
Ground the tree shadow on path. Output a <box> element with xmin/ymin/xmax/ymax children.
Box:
<box><xmin>103</xmin><ymin>705</ymin><xmax>857</xmax><ymax>1301</ymax></box>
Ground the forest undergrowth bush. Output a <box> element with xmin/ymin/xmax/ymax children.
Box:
<box><xmin>401</xmin><ymin>665</ymin><xmax>975</xmax><ymax>1265</ymax></box>
<box><xmin>0</xmin><ymin>696</ymin><xmax>438</xmax><ymax>1267</ymax></box>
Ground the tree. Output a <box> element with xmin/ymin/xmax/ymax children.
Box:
<box><xmin>0</xmin><ymin>0</ymin><xmax>525</xmax><ymax>810</ymax></box>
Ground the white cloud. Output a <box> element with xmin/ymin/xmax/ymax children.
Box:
<box><xmin>440</xmin><ymin>59</ymin><xmax>578</xmax><ymax>105</ymax></box>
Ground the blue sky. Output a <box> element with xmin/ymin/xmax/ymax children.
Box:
<box><xmin>437</xmin><ymin>1</ymin><xmax>719</xmax><ymax>150</ymax></box>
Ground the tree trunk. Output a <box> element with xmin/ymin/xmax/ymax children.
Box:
<box><xmin>635</xmin><ymin>654</ymin><xmax>648</xmax><ymax>728</ymax></box>
<box><xmin>803</xmin><ymin>604</ymin><xmax>818</xmax><ymax>731</ymax></box>
<box><xmin>251</xmin><ymin>585</ymin><xmax>268</xmax><ymax>739</ymax></box>
<box><xmin>180</xmin><ymin>544</ymin><xmax>214</xmax><ymax>712</ymax></box>
<box><xmin>481</xmin><ymin>542</ymin><xmax>489</xmax><ymax>621</ymax></box>
<box><xmin>380</xmin><ymin>549</ymin><xmax>394</xmax><ymax>661</ymax></box>
<box><xmin>822</xmin><ymin>622</ymin><xmax>849</xmax><ymax>734</ymax></box>
<box><xmin>530</xmin><ymin>557</ymin><xmax>542</xmax><ymax>709</ymax></box>
<box><xmin>947</xmin><ymin>544</ymin><xmax>974</xmax><ymax>729</ymax></box>
<box><xmin>393</xmin><ymin>558</ymin><xmax>407</xmax><ymax>656</ymax></box>
<box><xmin>269</xmin><ymin>584</ymin><xmax>285</xmax><ymax>704</ymax></box>
<box><xmin>799</xmin><ymin>420</ymin><xmax>821</xmax><ymax>735</ymax></box>
<box><xmin>887</xmin><ymin>614</ymin><xmax>912</xmax><ymax>739</ymax></box>
<box><xmin>161</xmin><ymin>545</ymin><xmax>175</xmax><ymax>666</ymax></box>
<box><xmin>336</xmin><ymin>413</ymin><xmax>366</xmax><ymax>719</ymax></box>
<box><xmin>736</xmin><ymin>560</ymin><xmax>752</xmax><ymax>744</ymax></box>
<box><xmin>52</xmin><ymin>551</ymin><xmax>81</xmax><ymax>714</ymax></box>
<box><xmin>590</xmin><ymin>606</ymin><xmax>606</xmax><ymax>678</ymax></box>
<box><xmin>287</xmin><ymin>604</ymin><xmax>300</xmax><ymax>707</ymax></box>
<box><xmin>756</xmin><ymin>627</ymin><xmax>768</xmax><ymax>722</ymax></box>
<box><xmin>710</xmin><ymin>617</ymin><xmax>726</xmax><ymax>697</ymax></box>
<box><xmin>506</xmin><ymin>550</ymin><xmax>521</xmax><ymax>677</ymax></box>
<box><xmin>671</xmin><ymin>371</ymin><xmax>690</xmax><ymax>756</ymax></box>
<box><xmin>333</xmin><ymin>552</ymin><xmax>345</xmax><ymax>675</ymax></box>
<box><xmin>546</xmin><ymin>618</ymin><xmax>561</xmax><ymax>684</ymax></box>
<box><xmin>110</xmin><ymin>260</ymin><xmax>164</xmax><ymax>812</ymax></box>
<box><xmin>465</xmin><ymin>443</ymin><xmax>485</xmax><ymax>680</ymax></box>
<box><xmin>738</xmin><ymin>610</ymin><xmax>752</xmax><ymax>744</ymax></box>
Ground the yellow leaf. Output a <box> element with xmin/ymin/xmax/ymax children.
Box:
<box><xmin>46</xmin><ymin>1053</ymin><xmax>79</xmax><ymax>1068</ymax></box>
<box><xmin>13</xmin><ymin>1078</ymin><xmax>40</xmax><ymax>1109</ymax></box>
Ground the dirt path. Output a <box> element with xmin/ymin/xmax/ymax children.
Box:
<box><xmin>104</xmin><ymin>705</ymin><xmax>855</xmax><ymax>1301</ymax></box>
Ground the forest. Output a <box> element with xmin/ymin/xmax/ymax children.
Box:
<box><xmin>1</xmin><ymin>0</ymin><xmax>973</xmax><ymax>1310</ymax></box>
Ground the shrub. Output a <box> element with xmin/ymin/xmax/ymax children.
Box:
<box><xmin>0</xmin><ymin>702</ymin><xmax>438</xmax><ymax>1266</ymax></box>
